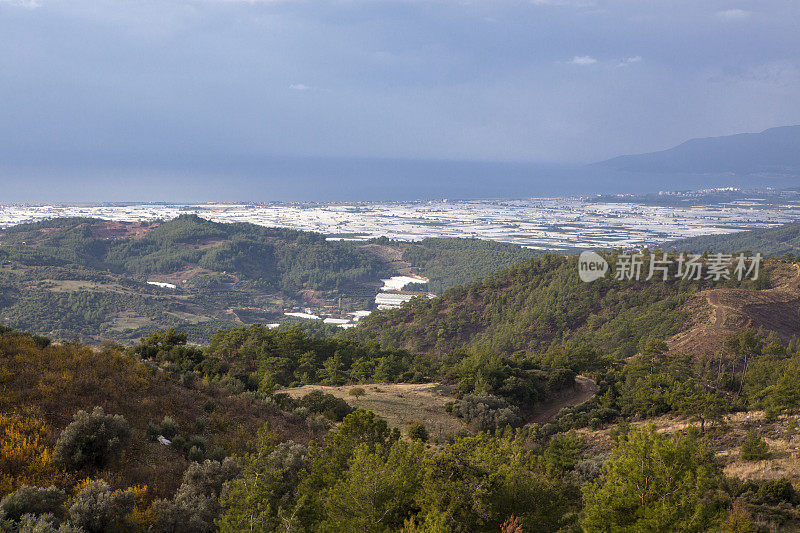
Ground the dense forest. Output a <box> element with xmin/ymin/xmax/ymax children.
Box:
<box><xmin>0</xmin><ymin>215</ymin><xmax>388</xmax><ymax>293</ymax></box>
<box><xmin>399</xmin><ymin>238</ymin><xmax>538</xmax><ymax>292</ymax></box>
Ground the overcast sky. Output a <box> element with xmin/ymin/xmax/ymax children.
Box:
<box><xmin>1</xmin><ymin>0</ymin><xmax>799</xmax><ymax>176</ymax></box>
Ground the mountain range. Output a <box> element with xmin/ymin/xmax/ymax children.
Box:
<box><xmin>596</xmin><ymin>125</ymin><xmax>800</xmax><ymax>176</ymax></box>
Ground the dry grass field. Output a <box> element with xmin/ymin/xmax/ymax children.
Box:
<box><xmin>280</xmin><ymin>382</ymin><xmax>466</xmax><ymax>440</ymax></box>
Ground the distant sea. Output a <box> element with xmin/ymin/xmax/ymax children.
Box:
<box><xmin>2</xmin><ymin>156</ymin><xmax>798</xmax><ymax>203</ymax></box>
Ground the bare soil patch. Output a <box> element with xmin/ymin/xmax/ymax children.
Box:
<box><xmin>669</xmin><ymin>263</ymin><xmax>800</xmax><ymax>355</ymax></box>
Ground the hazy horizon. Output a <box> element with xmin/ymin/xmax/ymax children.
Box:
<box><xmin>4</xmin><ymin>156</ymin><xmax>800</xmax><ymax>203</ymax></box>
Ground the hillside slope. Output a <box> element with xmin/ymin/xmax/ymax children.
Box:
<box><xmin>669</xmin><ymin>263</ymin><xmax>800</xmax><ymax>355</ymax></box>
<box><xmin>0</xmin><ymin>329</ymin><xmax>310</xmax><ymax>500</ymax></box>
<box><xmin>348</xmin><ymin>254</ymin><xmax>697</xmax><ymax>357</ymax></box>
<box><xmin>348</xmin><ymin>252</ymin><xmax>791</xmax><ymax>360</ymax></box>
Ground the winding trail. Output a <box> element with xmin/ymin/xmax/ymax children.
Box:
<box><xmin>527</xmin><ymin>376</ymin><xmax>597</xmax><ymax>423</ymax></box>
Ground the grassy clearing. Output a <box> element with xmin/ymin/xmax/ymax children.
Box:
<box><xmin>280</xmin><ymin>382</ymin><xmax>466</xmax><ymax>440</ymax></box>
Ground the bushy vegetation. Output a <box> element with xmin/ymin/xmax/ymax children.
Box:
<box><xmin>448</xmin><ymin>394</ymin><xmax>522</xmax><ymax>432</ymax></box>
<box><xmin>133</xmin><ymin>325</ymin><xmax>579</xmax><ymax>421</ymax></box>
<box><xmin>0</xmin><ymin>326</ymin><xmax>311</xmax><ymax>501</ymax></box>
<box><xmin>0</xmin><ymin>412</ymin><xmax>60</xmax><ymax>496</ymax></box>
<box><xmin>220</xmin><ymin>410</ymin><xmax>581</xmax><ymax>532</ymax></box>
<box><xmin>740</xmin><ymin>430</ymin><xmax>771</xmax><ymax>461</ymax></box>
<box><xmin>582</xmin><ymin>425</ymin><xmax>725</xmax><ymax>531</ymax></box>
<box><xmin>0</xmin><ymin>485</ymin><xmax>66</xmax><ymax>523</ymax></box>
<box><xmin>52</xmin><ymin>407</ymin><xmax>131</xmax><ymax>471</ymax></box>
<box><xmin>407</xmin><ymin>421</ymin><xmax>428</xmax><ymax>442</ymax></box>
<box><xmin>152</xmin><ymin>458</ymin><xmax>239</xmax><ymax>533</ymax></box>
<box><xmin>68</xmin><ymin>480</ymin><xmax>139</xmax><ymax>533</ymax></box>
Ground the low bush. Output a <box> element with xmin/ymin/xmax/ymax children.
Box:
<box><xmin>0</xmin><ymin>485</ymin><xmax>66</xmax><ymax>522</ymax></box>
<box><xmin>740</xmin><ymin>430</ymin><xmax>770</xmax><ymax>461</ymax></box>
<box><xmin>68</xmin><ymin>480</ymin><xmax>137</xmax><ymax>533</ymax></box>
<box><xmin>450</xmin><ymin>394</ymin><xmax>522</xmax><ymax>431</ymax></box>
<box><xmin>407</xmin><ymin>421</ymin><xmax>428</xmax><ymax>442</ymax></box>
<box><xmin>53</xmin><ymin>407</ymin><xmax>131</xmax><ymax>471</ymax></box>
<box><xmin>298</xmin><ymin>391</ymin><xmax>353</xmax><ymax>421</ymax></box>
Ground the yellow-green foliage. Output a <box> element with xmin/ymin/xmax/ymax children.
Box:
<box><xmin>0</xmin><ymin>411</ymin><xmax>60</xmax><ymax>497</ymax></box>
<box><xmin>0</xmin><ymin>330</ymin><xmax>311</xmax><ymax>501</ymax></box>
<box><xmin>0</xmin><ymin>334</ymin><xmax>150</xmax><ymax>415</ymax></box>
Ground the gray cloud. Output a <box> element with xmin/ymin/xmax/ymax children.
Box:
<box><xmin>0</xmin><ymin>0</ymin><xmax>798</xmax><ymax>169</ymax></box>
<box><xmin>716</xmin><ymin>8</ymin><xmax>751</xmax><ymax>20</ymax></box>
<box><xmin>569</xmin><ymin>55</ymin><xmax>598</xmax><ymax>65</ymax></box>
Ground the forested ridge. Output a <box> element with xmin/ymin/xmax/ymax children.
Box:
<box><xmin>0</xmin><ymin>216</ymin><xmax>543</xmax><ymax>343</ymax></box>
<box><xmin>0</xmin><ymin>215</ymin><xmax>389</xmax><ymax>292</ymax></box>
<box><xmin>347</xmin><ymin>251</ymin><xmax>768</xmax><ymax>357</ymax></box>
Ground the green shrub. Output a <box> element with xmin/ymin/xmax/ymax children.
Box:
<box><xmin>14</xmin><ymin>513</ymin><xmax>83</xmax><ymax>533</ymax></box>
<box><xmin>450</xmin><ymin>394</ymin><xmax>522</xmax><ymax>432</ymax></box>
<box><xmin>68</xmin><ymin>480</ymin><xmax>136</xmax><ymax>533</ymax></box>
<box><xmin>0</xmin><ymin>485</ymin><xmax>66</xmax><ymax>522</ymax></box>
<box><xmin>148</xmin><ymin>415</ymin><xmax>179</xmax><ymax>441</ymax></box>
<box><xmin>159</xmin><ymin>416</ymin><xmax>179</xmax><ymax>440</ymax></box>
<box><xmin>544</xmin><ymin>431</ymin><xmax>585</xmax><ymax>473</ymax></box>
<box><xmin>348</xmin><ymin>387</ymin><xmax>366</xmax><ymax>398</ymax></box>
<box><xmin>154</xmin><ymin>458</ymin><xmax>240</xmax><ymax>533</ymax></box>
<box><xmin>740</xmin><ymin>430</ymin><xmax>770</xmax><ymax>461</ymax></box>
<box><xmin>188</xmin><ymin>446</ymin><xmax>204</xmax><ymax>462</ymax></box>
<box><xmin>53</xmin><ymin>407</ymin><xmax>131</xmax><ymax>470</ymax></box>
<box><xmin>298</xmin><ymin>391</ymin><xmax>353</xmax><ymax>422</ymax></box>
<box><xmin>757</xmin><ymin>478</ymin><xmax>797</xmax><ymax>505</ymax></box>
<box><xmin>407</xmin><ymin>421</ymin><xmax>428</xmax><ymax>443</ymax></box>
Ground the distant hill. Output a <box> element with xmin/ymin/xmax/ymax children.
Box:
<box><xmin>596</xmin><ymin>125</ymin><xmax>800</xmax><ymax>175</ymax></box>
<box><xmin>0</xmin><ymin>216</ymin><xmax>537</xmax><ymax>342</ymax></box>
<box><xmin>664</xmin><ymin>222</ymin><xmax>800</xmax><ymax>256</ymax></box>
